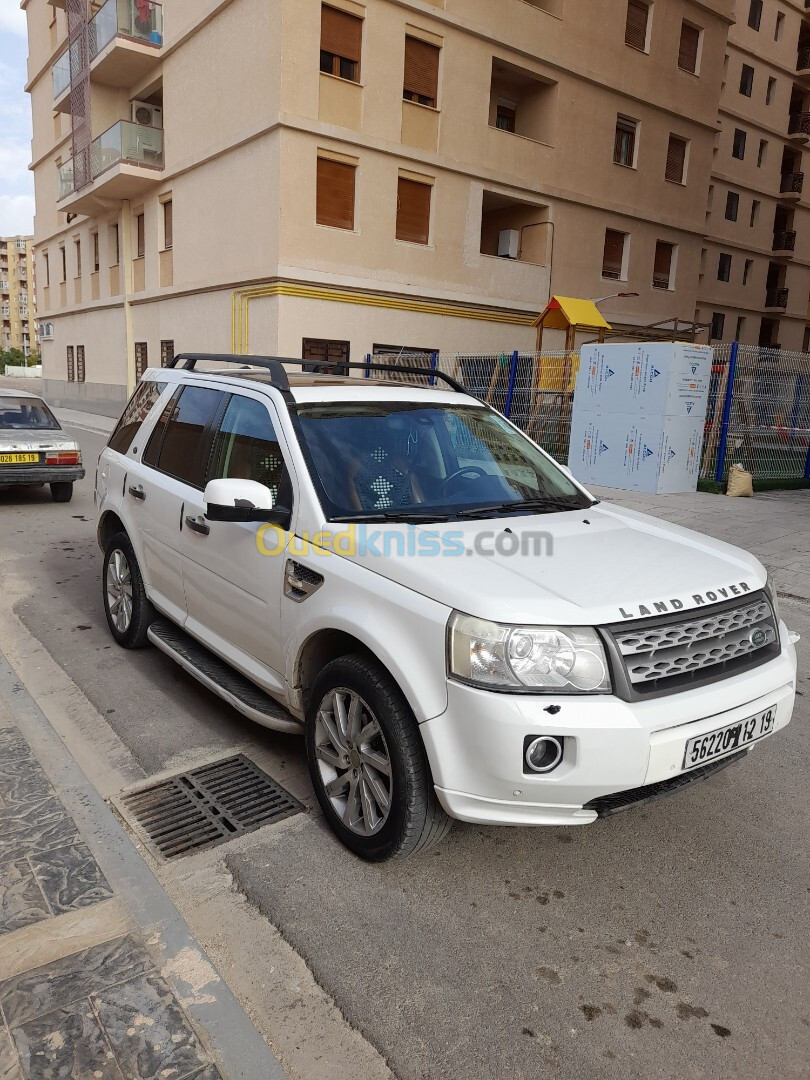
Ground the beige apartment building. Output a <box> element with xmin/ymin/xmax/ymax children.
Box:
<box><xmin>0</xmin><ymin>236</ymin><xmax>37</xmax><ymax>357</ymax></box>
<box><xmin>697</xmin><ymin>0</ymin><xmax>810</xmax><ymax>351</ymax></box>
<box><xmin>25</xmin><ymin>0</ymin><xmax>735</xmax><ymax>409</ymax></box>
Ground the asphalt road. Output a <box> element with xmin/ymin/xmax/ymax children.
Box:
<box><xmin>1</xmin><ymin>419</ymin><xmax>808</xmax><ymax>1080</ymax></box>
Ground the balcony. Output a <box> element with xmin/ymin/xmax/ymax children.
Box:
<box><xmin>772</xmin><ymin>230</ymin><xmax>797</xmax><ymax>256</ymax></box>
<box><xmin>58</xmin><ymin>120</ymin><xmax>164</xmax><ymax>215</ymax></box>
<box><xmin>88</xmin><ymin>0</ymin><xmax>163</xmax><ymax>88</ymax></box>
<box><xmin>780</xmin><ymin>171</ymin><xmax>804</xmax><ymax>200</ymax></box>
<box><xmin>788</xmin><ymin>112</ymin><xmax>810</xmax><ymax>142</ymax></box>
<box><xmin>52</xmin><ymin>50</ymin><xmax>71</xmax><ymax>111</ymax></box>
<box><xmin>765</xmin><ymin>287</ymin><xmax>789</xmax><ymax>310</ymax></box>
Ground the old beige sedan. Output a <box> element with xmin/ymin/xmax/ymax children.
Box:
<box><xmin>0</xmin><ymin>388</ymin><xmax>85</xmax><ymax>502</ymax></box>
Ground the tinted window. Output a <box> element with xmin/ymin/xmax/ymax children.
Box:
<box><xmin>0</xmin><ymin>397</ymin><xmax>60</xmax><ymax>430</ymax></box>
<box><xmin>108</xmin><ymin>380</ymin><xmax>165</xmax><ymax>454</ymax></box>
<box><xmin>155</xmin><ymin>385</ymin><xmax>222</xmax><ymax>487</ymax></box>
<box><xmin>208</xmin><ymin>396</ymin><xmax>287</xmax><ymax>502</ymax></box>
<box><xmin>143</xmin><ymin>389</ymin><xmax>180</xmax><ymax>468</ymax></box>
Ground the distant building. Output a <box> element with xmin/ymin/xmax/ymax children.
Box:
<box><xmin>0</xmin><ymin>236</ymin><xmax>37</xmax><ymax>357</ymax></box>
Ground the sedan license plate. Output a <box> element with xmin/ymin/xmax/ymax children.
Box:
<box><xmin>0</xmin><ymin>453</ymin><xmax>38</xmax><ymax>464</ymax></box>
<box><xmin>683</xmin><ymin>706</ymin><xmax>776</xmax><ymax>770</ymax></box>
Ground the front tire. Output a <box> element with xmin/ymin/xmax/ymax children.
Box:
<box><xmin>50</xmin><ymin>481</ymin><xmax>73</xmax><ymax>502</ymax></box>
<box><xmin>102</xmin><ymin>532</ymin><xmax>154</xmax><ymax>648</ymax></box>
<box><xmin>305</xmin><ymin>654</ymin><xmax>452</xmax><ymax>861</ymax></box>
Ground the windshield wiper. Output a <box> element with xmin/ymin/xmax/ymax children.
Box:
<box><xmin>329</xmin><ymin>511</ymin><xmax>453</xmax><ymax>523</ymax></box>
<box><xmin>454</xmin><ymin>497</ymin><xmax>591</xmax><ymax>519</ymax></box>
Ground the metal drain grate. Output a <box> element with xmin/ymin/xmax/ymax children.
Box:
<box><xmin>121</xmin><ymin>755</ymin><xmax>302</xmax><ymax>859</ymax></box>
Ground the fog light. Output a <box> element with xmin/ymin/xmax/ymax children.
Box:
<box><xmin>524</xmin><ymin>735</ymin><xmax>564</xmax><ymax>774</ymax></box>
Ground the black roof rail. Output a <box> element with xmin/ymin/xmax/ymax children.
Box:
<box><xmin>168</xmin><ymin>354</ymin><xmax>468</xmax><ymax>395</ymax></box>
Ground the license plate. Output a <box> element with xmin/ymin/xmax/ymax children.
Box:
<box><xmin>0</xmin><ymin>453</ymin><xmax>38</xmax><ymax>464</ymax></box>
<box><xmin>683</xmin><ymin>706</ymin><xmax>776</xmax><ymax>770</ymax></box>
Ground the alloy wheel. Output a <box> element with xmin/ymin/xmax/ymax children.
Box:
<box><xmin>106</xmin><ymin>549</ymin><xmax>133</xmax><ymax>634</ymax></box>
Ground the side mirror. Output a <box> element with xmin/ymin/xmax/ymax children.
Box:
<box><xmin>203</xmin><ymin>478</ymin><xmax>289</xmax><ymax>526</ymax></box>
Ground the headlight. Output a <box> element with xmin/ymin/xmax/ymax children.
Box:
<box><xmin>765</xmin><ymin>573</ymin><xmax>781</xmax><ymax>624</ymax></box>
<box><xmin>447</xmin><ymin>611</ymin><xmax>611</xmax><ymax>694</ymax></box>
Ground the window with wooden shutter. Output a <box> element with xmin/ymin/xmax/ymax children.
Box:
<box><xmin>136</xmin><ymin>213</ymin><xmax>145</xmax><ymax>258</ymax></box>
<box><xmin>602</xmin><ymin>229</ymin><xmax>626</xmax><ymax>279</ymax></box>
<box><xmin>652</xmin><ymin>241</ymin><xmax>675</xmax><ymax>289</ymax></box>
<box><xmin>625</xmin><ymin>0</ymin><xmax>649</xmax><ymax>50</ymax></box>
<box><xmin>163</xmin><ymin>200</ymin><xmax>173</xmax><ymax>249</ymax></box>
<box><xmin>614</xmin><ymin>116</ymin><xmax>637</xmax><ymax>167</ymax></box>
<box><xmin>316</xmin><ymin>157</ymin><xmax>356</xmax><ymax>230</ymax></box>
<box><xmin>396</xmin><ymin>177</ymin><xmax>431</xmax><ymax>245</ymax></box>
<box><xmin>403</xmin><ymin>36</ymin><xmax>440</xmax><ymax>108</ymax></box>
<box><xmin>678</xmin><ymin>22</ymin><xmax>700</xmax><ymax>73</ymax></box>
<box><xmin>665</xmin><ymin>135</ymin><xmax>687</xmax><ymax>183</ymax></box>
<box><xmin>76</xmin><ymin>345</ymin><xmax>85</xmax><ymax>382</ymax></box>
<box><xmin>135</xmin><ymin>342</ymin><xmax>147</xmax><ymax>380</ymax></box>
<box><xmin>160</xmin><ymin>339</ymin><xmax>174</xmax><ymax>367</ymax></box>
<box><xmin>66</xmin><ymin>345</ymin><xmax>74</xmax><ymax>382</ymax></box>
<box><xmin>320</xmin><ymin>5</ymin><xmax>362</xmax><ymax>82</ymax></box>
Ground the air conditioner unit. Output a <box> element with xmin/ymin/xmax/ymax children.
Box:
<box><xmin>498</xmin><ymin>229</ymin><xmax>520</xmax><ymax>260</ymax></box>
<box><xmin>132</xmin><ymin>101</ymin><xmax>162</xmax><ymax>128</ymax></box>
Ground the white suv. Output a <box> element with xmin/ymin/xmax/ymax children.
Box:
<box><xmin>95</xmin><ymin>354</ymin><xmax>798</xmax><ymax>860</ymax></box>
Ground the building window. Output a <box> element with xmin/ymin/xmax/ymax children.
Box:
<box><xmin>59</xmin><ymin>246</ymin><xmax>66</xmax><ymax>282</ymax></box>
<box><xmin>725</xmin><ymin>191</ymin><xmax>739</xmax><ymax>221</ymax></box>
<box><xmin>739</xmin><ymin>63</ymin><xmax>754</xmax><ymax>97</ymax></box>
<box><xmin>136</xmin><ymin>214</ymin><xmax>145</xmax><ymax>259</ymax></box>
<box><xmin>678</xmin><ymin>22</ymin><xmax>701</xmax><ymax>74</ymax></box>
<box><xmin>625</xmin><ymin>0</ymin><xmax>650</xmax><ymax>50</ymax></box>
<box><xmin>66</xmin><ymin>345</ymin><xmax>74</xmax><ymax>382</ymax></box>
<box><xmin>775</xmin><ymin>12</ymin><xmax>784</xmax><ymax>40</ymax></box>
<box><xmin>110</xmin><ymin>224</ymin><xmax>120</xmax><ymax>265</ymax></box>
<box><xmin>735</xmin><ymin>316</ymin><xmax>745</xmax><ymax>340</ymax></box>
<box><xmin>665</xmin><ymin>135</ymin><xmax>688</xmax><ymax>183</ymax></box>
<box><xmin>766</xmin><ymin>76</ymin><xmax>776</xmax><ymax>105</ymax></box>
<box><xmin>316</xmin><ymin>157</ymin><xmax>356</xmax><ymax>230</ymax></box>
<box><xmin>92</xmin><ymin>232</ymin><xmax>99</xmax><ymax>272</ymax></box>
<box><xmin>602</xmin><ymin>229</ymin><xmax>628</xmax><ymax>280</ymax></box>
<box><xmin>135</xmin><ymin>341</ymin><xmax>148</xmax><ymax>380</ymax></box>
<box><xmin>302</xmin><ymin>338</ymin><xmax>350</xmax><ymax>375</ymax></box>
<box><xmin>43</xmin><ymin>252</ymin><xmax>49</xmax><ymax>287</ymax></box>
<box><xmin>76</xmin><ymin>345</ymin><xmax>85</xmax><ymax>382</ymax></box>
<box><xmin>614</xmin><ymin>116</ymin><xmax>638</xmax><ymax>167</ymax></box>
<box><xmin>496</xmin><ymin>102</ymin><xmax>516</xmax><ymax>132</ymax></box>
<box><xmin>750</xmin><ymin>200</ymin><xmax>760</xmax><ymax>226</ymax></box>
<box><xmin>748</xmin><ymin>0</ymin><xmax>762</xmax><ymax>30</ymax></box>
<box><xmin>732</xmin><ymin>128</ymin><xmax>747</xmax><ymax>159</ymax></box>
<box><xmin>74</xmin><ymin>238</ymin><xmax>81</xmax><ymax>277</ymax></box>
<box><xmin>718</xmin><ymin>252</ymin><xmax>732</xmax><ymax>281</ymax></box>
<box><xmin>743</xmin><ymin>258</ymin><xmax>753</xmax><ymax>284</ymax></box>
<box><xmin>757</xmin><ymin>139</ymin><xmax>767</xmax><ymax>167</ymax></box>
<box><xmin>320</xmin><ymin>4</ymin><xmax>362</xmax><ymax>82</ymax></box>
<box><xmin>160</xmin><ymin>340</ymin><xmax>174</xmax><ymax>368</ymax></box>
<box><xmin>403</xmin><ymin>36</ymin><xmax>440</xmax><ymax>109</ymax></box>
<box><xmin>396</xmin><ymin>176</ymin><xmax>432</xmax><ymax>245</ymax></box>
<box><xmin>163</xmin><ymin>200</ymin><xmax>173</xmax><ymax>250</ymax></box>
<box><xmin>710</xmin><ymin>312</ymin><xmax>725</xmax><ymax>341</ymax></box>
<box><xmin>652</xmin><ymin>241</ymin><xmax>675</xmax><ymax>289</ymax></box>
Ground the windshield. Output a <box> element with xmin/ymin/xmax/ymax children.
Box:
<box><xmin>0</xmin><ymin>397</ymin><xmax>60</xmax><ymax>431</ymax></box>
<box><xmin>296</xmin><ymin>402</ymin><xmax>592</xmax><ymax>520</ymax></box>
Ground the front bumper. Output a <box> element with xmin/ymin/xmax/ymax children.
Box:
<box><xmin>0</xmin><ymin>466</ymin><xmax>85</xmax><ymax>486</ymax></box>
<box><xmin>421</xmin><ymin>627</ymin><xmax>797</xmax><ymax>826</ymax></box>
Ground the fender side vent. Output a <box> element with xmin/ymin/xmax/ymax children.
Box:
<box><xmin>284</xmin><ymin>559</ymin><xmax>324</xmax><ymax>602</ymax></box>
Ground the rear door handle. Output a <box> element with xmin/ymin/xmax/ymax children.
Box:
<box><xmin>128</xmin><ymin>484</ymin><xmax>146</xmax><ymax>501</ymax></box>
<box><xmin>185</xmin><ymin>514</ymin><xmax>210</xmax><ymax>536</ymax></box>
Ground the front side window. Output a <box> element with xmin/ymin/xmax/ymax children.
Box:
<box><xmin>108</xmin><ymin>379</ymin><xmax>166</xmax><ymax>454</ymax></box>
<box><xmin>152</xmin><ymin>385</ymin><xmax>222</xmax><ymax>488</ymax></box>
<box><xmin>209</xmin><ymin>396</ymin><xmax>288</xmax><ymax>503</ymax></box>
<box><xmin>295</xmin><ymin>402</ymin><xmax>591</xmax><ymax>521</ymax></box>
<box><xmin>0</xmin><ymin>397</ymin><xmax>60</xmax><ymax>431</ymax></box>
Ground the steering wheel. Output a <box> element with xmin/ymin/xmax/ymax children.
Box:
<box><xmin>441</xmin><ymin>465</ymin><xmax>488</xmax><ymax>494</ymax></box>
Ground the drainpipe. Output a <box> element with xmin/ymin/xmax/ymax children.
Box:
<box><xmin>120</xmin><ymin>201</ymin><xmax>136</xmax><ymax>393</ymax></box>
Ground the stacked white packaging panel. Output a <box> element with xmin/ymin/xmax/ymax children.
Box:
<box><xmin>568</xmin><ymin>342</ymin><xmax>712</xmax><ymax>493</ymax></box>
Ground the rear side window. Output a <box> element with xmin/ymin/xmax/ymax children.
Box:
<box><xmin>108</xmin><ymin>380</ymin><xmax>166</xmax><ymax>455</ymax></box>
<box><xmin>152</xmin><ymin>385</ymin><xmax>222</xmax><ymax>488</ymax></box>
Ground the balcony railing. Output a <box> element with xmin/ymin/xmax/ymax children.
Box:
<box><xmin>798</xmin><ymin>46</ymin><xmax>810</xmax><ymax>71</ymax></box>
<box><xmin>788</xmin><ymin>112</ymin><xmax>810</xmax><ymax>136</ymax></box>
<box><xmin>773</xmin><ymin>230</ymin><xmax>797</xmax><ymax>251</ymax></box>
<box><xmin>58</xmin><ymin>120</ymin><xmax>164</xmax><ymax>199</ymax></box>
<box><xmin>89</xmin><ymin>0</ymin><xmax>163</xmax><ymax>61</ymax></box>
<box><xmin>780</xmin><ymin>171</ymin><xmax>804</xmax><ymax>194</ymax></box>
<box><xmin>765</xmin><ymin>287</ymin><xmax>789</xmax><ymax>309</ymax></box>
<box><xmin>52</xmin><ymin>51</ymin><xmax>70</xmax><ymax>98</ymax></box>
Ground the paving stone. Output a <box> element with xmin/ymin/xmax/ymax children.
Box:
<box><xmin>0</xmin><ymin>859</ymin><xmax>50</xmax><ymax>937</ymax></box>
<box><xmin>0</xmin><ymin>758</ymin><xmax>53</xmax><ymax>807</ymax></box>
<box><xmin>92</xmin><ymin>973</ymin><xmax>209</xmax><ymax>1080</ymax></box>
<box><xmin>0</xmin><ymin>1026</ymin><xmax>22</xmax><ymax>1080</ymax></box>
<box><xmin>11</xmin><ymin>1003</ymin><xmax>123</xmax><ymax>1080</ymax></box>
<box><xmin>0</xmin><ymin>797</ymin><xmax>80</xmax><ymax>865</ymax></box>
<box><xmin>29</xmin><ymin>842</ymin><xmax>113</xmax><ymax>916</ymax></box>
<box><xmin>0</xmin><ymin>936</ymin><xmax>152</xmax><ymax>1028</ymax></box>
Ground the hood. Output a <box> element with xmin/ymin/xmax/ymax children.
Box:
<box><xmin>0</xmin><ymin>429</ymin><xmax>78</xmax><ymax>453</ymax></box>
<box><xmin>314</xmin><ymin>502</ymin><xmax>765</xmax><ymax>626</ymax></box>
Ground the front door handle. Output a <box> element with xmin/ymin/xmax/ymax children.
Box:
<box><xmin>185</xmin><ymin>514</ymin><xmax>210</xmax><ymax>536</ymax></box>
<box><xmin>128</xmin><ymin>484</ymin><xmax>146</xmax><ymax>501</ymax></box>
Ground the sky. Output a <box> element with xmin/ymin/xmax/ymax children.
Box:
<box><xmin>0</xmin><ymin>0</ymin><xmax>35</xmax><ymax>236</ymax></box>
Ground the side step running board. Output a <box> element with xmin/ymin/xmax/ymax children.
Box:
<box><xmin>147</xmin><ymin>619</ymin><xmax>302</xmax><ymax>734</ymax></box>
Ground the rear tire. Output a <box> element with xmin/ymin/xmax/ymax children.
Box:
<box><xmin>50</xmin><ymin>482</ymin><xmax>73</xmax><ymax>502</ymax></box>
<box><xmin>102</xmin><ymin>532</ymin><xmax>154</xmax><ymax>648</ymax></box>
<box><xmin>305</xmin><ymin>653</ymin><xmax>452</xmax><ymax>861</ymax></box>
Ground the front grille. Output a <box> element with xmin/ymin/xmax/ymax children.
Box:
<box><xmin>606</xmin><ymin>591</ymin><xmax>779</xmax><ymax>697</ymax></box>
